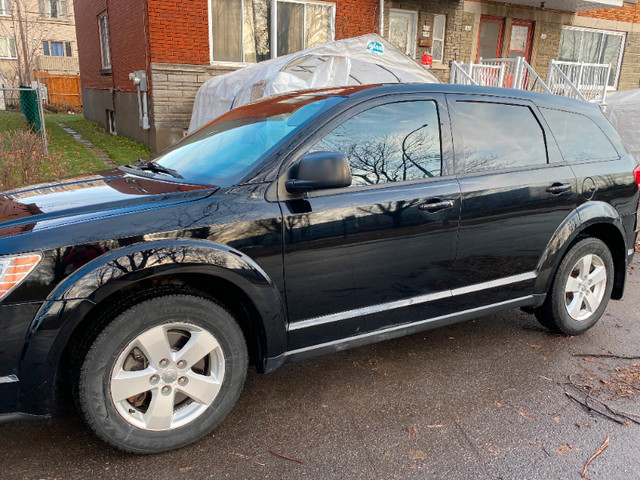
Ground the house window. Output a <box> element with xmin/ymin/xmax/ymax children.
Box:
<box><xmin>98</xmin><ymin>12</ymin><xmax>111</xmax><ymax>70</ymax></box>
<box><xmin>0</xmin><ymin>37</ymin><xmax>17</xmax><ymax>59</ymax></box>
<box><xmin>432</xmin><ymin>14</ymin><xmax>446</xmax><ymax>62</ymax></box>
<box><xmin>0</xmin><ymin>0</ymin><xmax>11</xmax><ymax>16</ymax></box>
<box><xmin>211</xmin><ymin>0</ymin><xmax>335</xmax><ymax>63</ymax></box>
<box><xmin>39</xmin><ymin>0</ymin><xmax>69</xmax><ymax>19</ymax></box>
<box><xmin>43</xmin><ymin>41</ymin><xmax>72</xmax><ymax>57</ymax></box>
<box><xmin>559</xmin><ymin>26</ymin><xmax>625</xmax><ymax>88</ymax></box>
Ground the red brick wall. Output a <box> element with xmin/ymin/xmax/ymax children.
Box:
<box><xmin>579</xmin><ymin>3</ymin><xmax>640</xmax><ymax>23</ymax></box>
<box><xmin>336</xmin><ymin>0</ymin><xmax>380</xmax><ymax>39</ymax></box>
<box><xmin>145</xmin><ymin>0</ymin><xmax>379</xmax><ymax>64</ymax></box>
<box><xmin>75</xmin><ymin>0</ymin><xmax>149</xmax><ymax>92</ymax></box>
<box><xmin>147</xmin><ymin>0</ymin><xmax>210</xmax><ymax>64</ymax></box>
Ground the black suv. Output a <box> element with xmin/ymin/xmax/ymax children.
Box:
<box><xmin>0</xmin><ymin>84</ymin><xmax>637</xmax><ymax>453</ymax></box>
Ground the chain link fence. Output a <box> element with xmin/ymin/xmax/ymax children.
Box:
<box><xmin>0</xmin><ymin>85</ymin><xmax>49</xmax><ymax>152</ymax></box>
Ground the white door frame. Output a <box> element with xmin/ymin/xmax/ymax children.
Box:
<box><xmin>389</xmin><ymin>8</ymin><xmax>418</xmax><ymax>58</ymax></box>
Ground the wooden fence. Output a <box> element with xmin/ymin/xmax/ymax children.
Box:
<box><xmin>34</xmin><ymin>70</ymin><xmax>82</xmax><ymax>108</ymax></box>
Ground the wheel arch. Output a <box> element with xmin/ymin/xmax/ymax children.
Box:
<box><xmin>19</xmin><ymin>240</ymin><xmax>287</xmax><ymax>415</ymax></box>
<box><xmin>534</xmin><ymin>202</ymin><xmax>629</xmax><ymax>300</ymax></box>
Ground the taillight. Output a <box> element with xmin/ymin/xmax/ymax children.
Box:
<box><xmin>0</xmin><ymin>254</ymin><xmax>42</xmax><ymax>301</ymax></box>
<box><xmin>634</xmin><ymin>165</ymin><xmax>640</xmax><ymax>190</ymax></box>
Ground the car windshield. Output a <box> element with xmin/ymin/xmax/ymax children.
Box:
<box><xmin>152</xmin><ymin>94</ymin><xmax>344</xmax><ymax>186</ymax></box>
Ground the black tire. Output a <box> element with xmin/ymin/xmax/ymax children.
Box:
<box><xmin>77</xmin><ymin>294</ymin><xmax>247</xmax><ymax>454</ymax></box>
<box><xmin>535</xmin><ymin>237</ymin><xmax>614</xmax><ymax>335</ymax></box>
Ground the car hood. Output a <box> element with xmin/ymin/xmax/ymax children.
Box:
<box><xmin>0</xmin><ymin>170</ymin><xmax>218</xmax><ymax>239</ymax></box>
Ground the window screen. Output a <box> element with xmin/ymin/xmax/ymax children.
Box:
<box><xmin>310</xmin><ymin>101</ymin><xmax>442</xmax><ymax>186</ymax></box>
<box><xmin>456</xmin><ymin>102</ymin><xmax>547</xmax><ymax>173</ymax></box>
<box><xmin>541</xmin><ymin>108</ymin><xmax>618</xmax><ymax>162</ymax></box>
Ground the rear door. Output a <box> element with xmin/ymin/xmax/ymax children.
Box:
<box><xmin>280</xmin><ymin>94</ymin><xmax>461</xmax><ymax>350</ymax></box>
<box><xmin>447</xmin><ymin>95</ymin><xmax>577</xmax><ymax>308</ymax></box>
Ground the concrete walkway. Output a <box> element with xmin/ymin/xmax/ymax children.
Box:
<box><xmin>57</xmin><ymin>122</ymin><xmax>119</xmax><ymax>169</ymax></box>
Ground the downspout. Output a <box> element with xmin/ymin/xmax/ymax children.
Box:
<box><xmin>379</xmin><ymin>0</ymin><xmax>384</xmax><ymax>36</ymax></box>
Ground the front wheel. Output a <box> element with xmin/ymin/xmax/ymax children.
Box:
<box><xmin>535</xmin><ymin>237</ymin><xmax>614</xmax><ymax>335</ymax></box>
<box><xmin>77</xmin><ymin>294</ymin><xmax>247</xmax><ymax>454</ymax></box>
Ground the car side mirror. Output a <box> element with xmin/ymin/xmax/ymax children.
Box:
<box><xmin>285</xmin><ymin>152</ymin><xmax>352</xmax><ymax>193</ymax></box>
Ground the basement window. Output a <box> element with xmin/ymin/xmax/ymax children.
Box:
<box><xmin>107</xmin><ymin>110</ymin><xmax>117</xmax><ymax>135</ymax></box>
<box><xmin>210</xmin><ymin>0</ymin><xmax>335</xmax><ymax>63</ymax></box>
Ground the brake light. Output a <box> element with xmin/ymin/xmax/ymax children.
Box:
<box><xmin>0</xmin><ymin>254</ymin><xmax>42</xmax><ymax>301</ymax></box>
<box><xmin>634</xmin><ymin>165</ymin><xmax>640</xmax><ymax>190</ymax></box>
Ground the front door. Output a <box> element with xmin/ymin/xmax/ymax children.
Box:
<box><xmin>280</xmin><ymin>95</ymin><xmax>461</xmax><ymax>350</ymax></box>
<box><xmin>477</xmin><ymin>16</ymin><xmax>504</xmax><ymax>61</ymax></box>
<box><xmin>389</xmin><ymin>9</ymin><xmax>418</xmax><ymax>58</ymax></box>
<box><xmin>448</xmin><ymin>95</ymin><xmax>577</xmax><ymax>308</ymax></box>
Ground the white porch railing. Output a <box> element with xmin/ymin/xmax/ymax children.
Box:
<box><xmin>479</xmin><ymin>57</ymin><xmax>552</xmax><ymax>95</ymax></box>
<box><xmin>547</xmin><ymin>60</ymin><xmax>610</xmax><ymax>104</ymax></box>
<box><xmin>450</xmin><ymin>58</ymin><xmax>609</xmax><ymax>104</ymax></box>
<box><xmin>450</xmin><ymin>58</ymin><xmax>551</xmax><ymax>94</ymax></box>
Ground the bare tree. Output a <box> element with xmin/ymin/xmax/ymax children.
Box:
<box><xmin>1</xmin><ymin>0</ymin><xmax>53</xmax><ymax>85</ymax></box>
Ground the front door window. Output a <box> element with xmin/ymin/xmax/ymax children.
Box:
<box><xmin>508</xmin><ymin>20</ymin><xmax>533</xmax><ymax>61</ymax></box>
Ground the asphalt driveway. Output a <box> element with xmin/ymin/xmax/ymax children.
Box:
<box><xmin>2</xmin><ymin>261</ymin><xmax>640</xmax><ymax>480</ymax></box>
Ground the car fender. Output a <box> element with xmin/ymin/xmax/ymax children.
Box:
<box><xmin>18</xmin><ymin>239</ymin><xmax>287</xmax><ymax>414</ymax></box>
<box><xmin>534</xmin><ymin>201</ymin><xmax>627</xmax><ymax>297</ymax></box>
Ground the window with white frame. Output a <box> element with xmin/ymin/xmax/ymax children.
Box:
<box><xmin>39</xmin><ymin>0</ymin><xmax>69</xmax><ymax>19</ymax></box>
<box><xmin>210</xmin><ymin>0</ymin><xmax>335</xmax><ymax>63</ymax></box>
<box><xmin>559</xmin><ymin>26</ymin><xmax>625</xmax><ymax>88</ymax></box>
<box><xmin>0</xmin><ymin>37</ymin><xmax>17</xmax><ymax>59</ymax></box>
<box><xmin>0</xmin><ymin>0</ymin><xmax>12</xmax><ymax>16</ymax></box>
<box><xmin>98</xmin><ymin>12</ymin><xmax>111</xmax><ymax>70</ymax></box>
<box><xmin>432</xmin><ymin>14</ymin><xmax>446</xmax><ymax>62</ymax></box>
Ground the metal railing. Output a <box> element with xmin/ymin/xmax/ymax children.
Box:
<box><xmin>479</xmin><ymin>57</ymin><xmax>552</xmax><ymax>94</ymax></box>
<box><xmin>451</xmin><ymin>58</ymin><xmax>552</xmax><ymax>95</ymax></box>
<box><xmin>547</xmin><ymin>60</ymin><xmax>610</xmax><ymax>104</ymax></box>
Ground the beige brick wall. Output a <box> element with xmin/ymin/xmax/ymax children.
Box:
<box><xmin>0</xmin><ymin>0</ymin><xmax>79</xmax><ymax>84</ymax></box>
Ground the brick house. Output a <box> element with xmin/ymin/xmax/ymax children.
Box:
<box><xmin>76</xmin><ymin>0</ymin><xmax>640</xmax><ymax>153</ymax></box>
<box><xmin>0</xmin><ymin>0</ymin><xmax>80</xmax><ymax>85</ymax></box>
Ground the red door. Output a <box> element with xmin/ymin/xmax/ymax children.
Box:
<box><xmin>508</xmin><ymin>19</ymin><xmax>534</xmax><ymax>61</ymax></box>
<box><xmin>477</xmin><ymin>16</ymin><xmax>504</xmax><ymax>61</ymax></box>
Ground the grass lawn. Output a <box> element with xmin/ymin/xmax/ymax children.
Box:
<box><xmin>1</xmin><ymin>110</ymin><xmax>152</xmax><ymax>179</ymax></box>
<box><xmin>49</xmin><ymin>113</ymin><xmax>151</xmax><ymax>165</ymax></box>
<box><xmin>1</xmin><ymin>110</ymin><xmax>104</xmax><ymax>176</ymax></box>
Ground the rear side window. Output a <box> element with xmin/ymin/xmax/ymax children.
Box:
<box><xmin>541</xmin><ymin>108</ymin><xmax>619</xmax><ymax>162</ymax></box>
<box><xmin>456</xmin><ymin>102</ymin><xmax>547</xmax><ymax>173</ymax></box>
<box><xmin>310</xmin><ymin>101</ymin><xmax>442</xmax><ymax>186</ymax></box>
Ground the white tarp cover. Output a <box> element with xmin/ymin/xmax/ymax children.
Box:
<box><xmin>189</xmin><ymin>34</ymin><xmax>440</xmax><ymax>132</ymax></box>
<box><xmin>604</xmin><ymin>88</ymin><xmax>640</xmax><ymax>163</ymax></box>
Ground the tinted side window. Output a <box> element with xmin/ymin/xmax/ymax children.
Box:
<box><xmin>541</xmin><ymin>108</ymin><xmax>619</xmax><ymax>162</ymax></box>
<box><xmin>310</xmin><ymin>101</ymin><xmax>442</xmax><ymax>186</ymax></box>
<box><xmin>456</xmin><ymin>102</ymin><xmax>547</xmax><ymax>173</ymax></box>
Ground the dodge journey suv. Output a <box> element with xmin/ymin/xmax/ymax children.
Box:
<box><xmin>0</xmin><ymin>84</ymin><xmax>637</xmax><ymax>453</ymax></box>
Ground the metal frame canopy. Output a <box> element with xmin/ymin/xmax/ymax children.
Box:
<box><xmin>189</xmin><ymin>34</ymin><xmax>440</xmax><ymax>132</ymax></box>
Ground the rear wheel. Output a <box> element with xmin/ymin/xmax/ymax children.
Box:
<box><xmin>535</xmin><ymin>237</ymin><xmax>614</xmax><ymax>335</ymax></box>
<box><xmin>77</xmin><ymin>294</ymin><xmax>247</xmax><ymax>454</ymax></box>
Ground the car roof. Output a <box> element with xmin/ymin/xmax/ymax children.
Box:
<box><xmin>301</xmin><ymin>83</ymin><xmax>602</xmax><ymax>116</ymax></box>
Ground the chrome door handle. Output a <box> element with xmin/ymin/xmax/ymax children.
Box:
<box><xmin>418</xmin><ymin>199</ymin><xmax>455</xmax><ymax>212</ymax></box>
<box><xmin>546</xmin><ymin>183</ymin><xmax>572</xmax><ymax>194</ymax></box>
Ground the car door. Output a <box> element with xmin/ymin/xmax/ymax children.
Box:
<box><xmin>279</xmin><ymin>94</ymin><xmax>462</xmax><ymax>351</ymax></box>
<box><xmin>447</xmin><ymin>95</ymin><xmax>578</xmax><ymax>309</ymax></box>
